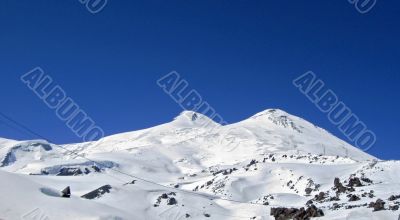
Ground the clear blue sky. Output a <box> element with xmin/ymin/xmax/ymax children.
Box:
<box><xmin>0</xmin><ymin>0</ymin><xmax>399</xmax><ymax>159</ymax></box>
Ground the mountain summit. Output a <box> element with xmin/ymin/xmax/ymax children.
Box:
<box><xmin>172</xmin><ymin>110</ymin><xmax>220</xmax><ymax>128</ymax></box>
<box><xmin>1</xmin><ymin>108</ymin><xmax>395</xmax><ymax>220</ymax></box>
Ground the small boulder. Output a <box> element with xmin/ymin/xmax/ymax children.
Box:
<box><xmin>389</xmin><ymin>195</ymin><xmax>400</xmax><ymax>201</ymax></box>
<box><xmin>305</xmin><ymin>188</ymin><xmax>313</xmax><ymax>195</ymax></box>
<box><xmin>167</xmin><ymin>197</ymin><xmax>177</xmax><ymax>205</ymax></box>
<box><xmin>369</xmin><ymin>199</ymin><xmax>386</xmax><ymax>211</ymax></box>
<box><xmin>161</xmin><ymin>193</ymin><xmax>169</xmax><ymax>199</ymax></box>
<box><xmin>333</xmin><ymin>178</ymin><xmax>347</xmax><ymax>194</ymax></box>
<box><xmin>348</xmin><ymin>177</ymin><xmax>363</xmax><ymax>187</ymax></box>
<box><xmin>389</xmin><ymin>205</ymin><xmax>399</xmax><ymax>211</ymax></box>
<box><xmin>348</xmin><ymin>194</ymin><xmax>360</xmax><ymax>202</ymax></box>
<box><xmin>315</xmin><ymin>192</ymin><xmax>325</xmax><ymax>201</ymax></box>
<box><xmin>61</xmin><ymin>186</ymin><xmax>71</xmax><ymax>198</ymax></box>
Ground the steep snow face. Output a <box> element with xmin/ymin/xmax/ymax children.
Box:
<box><xmin>221</xmin><ymin>109</ymin><xmax>374</xmax><ymax>162</ymax></box>
<box><xmin>77</xmin><ymin>111</ymin><xmax>221</xmax><ymax>154</ymax></box>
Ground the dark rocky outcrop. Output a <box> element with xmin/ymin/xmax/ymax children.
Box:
<box><xmin>333</xmin><ymin>177</ymin><xmax>355</xmax><ymax>195</ymax></box>
<box><xmin>333</xmin><ymin>178</ymin><xmax>347</xmax><ymax>194</ymax></box>
<box><xmin>61</xmin><ymin>186</ymin><xmax>71</xmax><ymax>198</ymax></box>
<box><xmin>154</xmin><ymin>192</ymin><xmax>178</xmax><ymax>207</ymax></box>
<box><xmin>57</xmin><ymin>167</ymin><xmax>83</xmax><ymax>176</ymax></box>
<box><xmin>81</xmin><ymin>185</ymin><xmax>112</xmax><ymax>200</ymax></box>
<box><xmin>270</xmin><ymin>205</ymin><xmax>324</xmax><ymax>220</ymax></box>
<box><xmin>329</xmin><ymin>196</ymin><xmax>340</xmax><ymax>202</ymax></box>
<box><xmin>248</xmin><ymin>159</ymin><xmax>257</xmax><ymax>166</ymax></box>
<box><xmin>39</xmin><ymin>165</ymin><xmax>103</xmax><ymax>176</ymax></box>
<box><xmin>347</xmin><ymin>177</ymin><xmax>363</xmax><ymax>187</ymax></box>
<box><xmin>305</xmin><ymin>188</ymin><xmax>313</xmax><ymax>195</ymax></box>
<box><xmin>222</xmin><ymin>168</ymin><xmax>237</xmax><ymax>175</ymax></box>
<box><xmin>167</xmin><ymin>197</ymin><xmax>177</xmax><ymax>205</ymax></box>
<box><xmin>345</xmin><ymin>203</ymin><xmax>368</xmax><ymax>210</ymax></box>
<box><xmin>389</xmin><ymin>195</ymin><xmax>400</xmax><ymax>201</ymax></box>
<box><xmin>389</xmin><ymin>205</ymin><xmax>399</xmax><ymax>211</ymax></box>
<box><xmin>315</xmin><ymin>192</ymin><xmax>326</xmax><ymax>201</ymax></box>
<box><xmin>161</xmin><ymin>193</ymin><xmax>169</xmax><ymax>199</ymax></box>
<box><xmin>369</xmin><ymin>199</ymin><xmax>386</xmax><ymax>212</ymax></box>
<box><xmin>331</xmin><ymin>203</ymin><xmax>342</xmax><ymax>210</ymax></box>
<box><xmin>361</xmin><ymin>177</ymin><xmax>373</xmax><ymax>184</ymax></box>
<box><xmin>348</xmin><ymin>194</ymin><xmax>360</xmax><ymax>202</ymax></box>
<box><xmin>361</xmin><ymin>190</ymin><xmax>375</xmax><ymax>198</ymax></box>
<box><xmin>211</xmin><ymin>168</ymin><xmax>237</xmax><ymax>176</ymax></box>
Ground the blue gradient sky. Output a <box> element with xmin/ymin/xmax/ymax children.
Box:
<box><xmin>0</xmin><ymin>1</ymin><xmax>399</xmax><ymax>159</ymax></box>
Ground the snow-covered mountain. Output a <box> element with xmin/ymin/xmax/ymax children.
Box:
<box><xmin>0</xmin><ymin>109</ymin><xmax>399</xmax><ymax>220</ymax></box>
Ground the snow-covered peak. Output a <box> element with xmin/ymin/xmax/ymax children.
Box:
<box><xmin>251</xmin><ymin>108</ymin><xmax>290</xmax><ymax>118</ymax></box>
<box><xmin>217</xmin><ymin>108</ymin><xmax>375</xmax><ymax>161</ymax></box>
<box><xmin>245</xmin><ymin>108</ymin><xmax>304</xmax><ymax>133</ymax></box>
<box><xmin>0</xmin><ymin>109</ymin><xmax>395</xmax><ymax>220</ymax></box>
<box><xmin>172</xmin><ymin>110</ymin><xmax>220</xmax><ymax>128</ymax></box>
<box><xmin>173</xmin><ymin>110</ymin><xmax>204</xmax><ymax>121</ymax></box>
<box><xmin>0</xmin><ymin>108</ymin><xmax>376</xmax><ymax>166</ymax></box>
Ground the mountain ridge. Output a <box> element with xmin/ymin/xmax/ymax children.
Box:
<box><xmin>1</xmin><ymin>108</ymin><xmax>399</xmax><ymax>220</ymax></box>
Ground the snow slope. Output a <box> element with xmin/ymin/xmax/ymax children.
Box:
<box><xmin>0</xmin><ymin>109</ymin><xmax>398</xmax><ymax>220</ymax></box>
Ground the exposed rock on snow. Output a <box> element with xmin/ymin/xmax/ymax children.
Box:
<box><xmin>270</xmin><ymin>205</ymin><xmax>324</xmax><ymax>220</ymax></box>
<box><xmin>81</xmin><ymin>185</ymin><xmax>112</xmax><ymax>200</ymax></box>
<box><xmin>0</xmin><ymin>109</ymin><xmax>398</xmax><ymax>220</ymax></box>
<box><xmin>61</xmin><ymin>186</ymin><xmax>71</xmax><ymax>198</ymax></box>
<box><xmin>369</xmin><ymin>199</ymin><xmax>386</xmax><ymax>211</ymax></box>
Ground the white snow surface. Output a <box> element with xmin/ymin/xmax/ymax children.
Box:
<box><xmin>0</xmin><ymin>109</ymin><xmax>398</xmax><ymax>220</ymax></box>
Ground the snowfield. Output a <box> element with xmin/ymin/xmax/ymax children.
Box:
<box><xmin>0</xmin><ymin>109</ymin><xmax>399</xmax><ymax>220</ymax></box>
